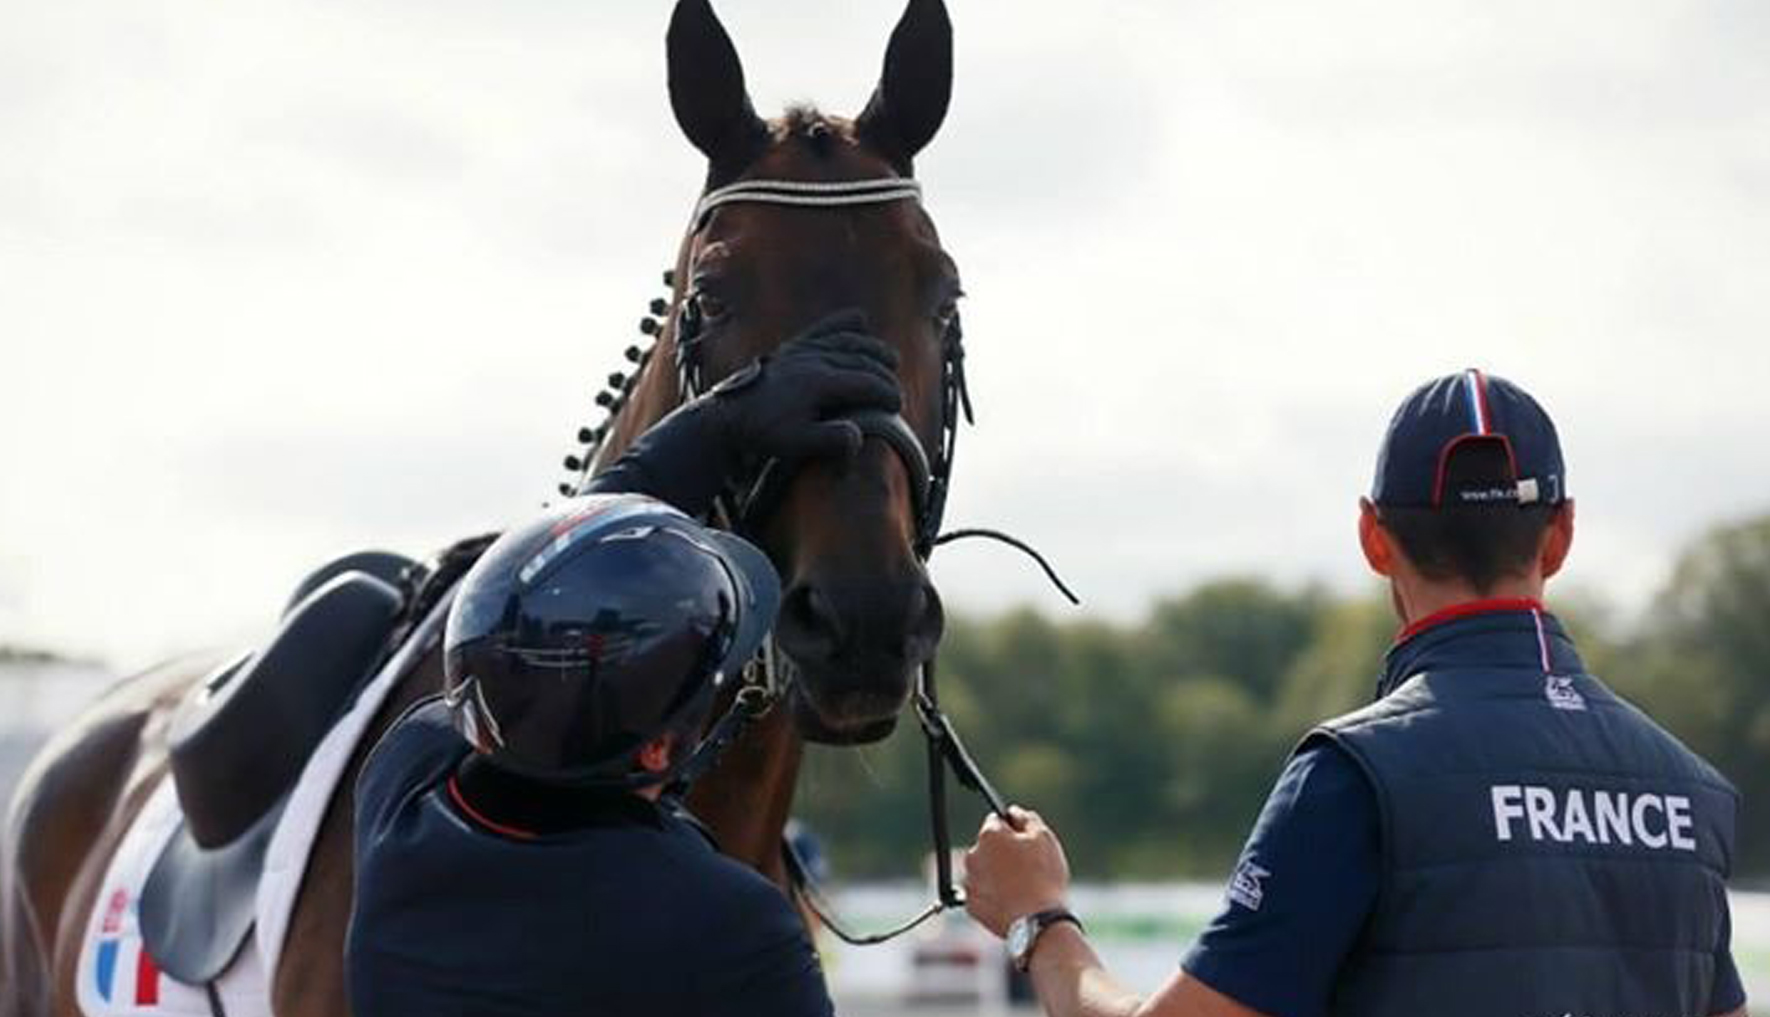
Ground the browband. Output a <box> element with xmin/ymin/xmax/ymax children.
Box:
<box><xmin>693</xmin><ymin>177</ymin><xmax>923</xmax><ymax>227</ymax></box>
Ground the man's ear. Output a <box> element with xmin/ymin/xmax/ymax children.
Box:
<box><xmin>1359</xmin><ymin>498</ymin><xmax>1395</xmax><ymax>577</ymax></box>
<box><xmin>1540</xmin><ymin>501</ymin><xmax>1575</xmax><ymax>579</ymax></box>
<box><xmin>636</xmin><ymin>731</ymin><xmax>676</xmax><ymax>775</ymax></box>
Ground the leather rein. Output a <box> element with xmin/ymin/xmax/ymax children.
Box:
<box><xmin>565</xmin><ymin>174</ymin><xmax>1077</xmax><ymax>946</ymax></box>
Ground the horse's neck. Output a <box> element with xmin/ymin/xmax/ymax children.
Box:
<box><xmin>595</xmin><ymin>328</ymin><xmax>685</xmax><ymax>467</ymax></box>
<box><xmin>592</xmin><ymin>332</ymin><xmax>801</xmax><ymax>881</ymax></box>
<box><xmin>684</xmin><ymin>707</ymin><xmax>802</xmax><ymax>883</ymax></box>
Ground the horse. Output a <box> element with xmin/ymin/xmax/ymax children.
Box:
<box><xmin>0</xmin><ymin>0</ymin><xmax>962</xmax><ymax>1014</ymax></box>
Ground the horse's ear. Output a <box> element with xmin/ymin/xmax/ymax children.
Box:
<box><xmin>667</xmin><ymin>0</ymin><xmax>766</xmax><ymax>170</ymax></box>
<box><xmin>855</xmin><ymin>0</ymin><xmax>953</xmax><ymax>171</ymax></box>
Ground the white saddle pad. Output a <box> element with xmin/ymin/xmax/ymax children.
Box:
<box><xmin>73</xmin><ymin>590</ymin><xmax>454</xmax><ymax>1017</ymax></box>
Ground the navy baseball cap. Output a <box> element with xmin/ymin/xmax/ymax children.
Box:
<box><xmin>1372</xmin><ymin>369</ymin><xmax>1567</xmax><ymax>509</ymax></box>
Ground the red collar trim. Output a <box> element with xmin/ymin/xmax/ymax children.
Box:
<box><xmin>1396</xmin><ymin>597</ymin><xmax>1546</xmax><ymax>643</ymax></box>
<box><xmin>447</xmin><ymin>775</ymin><xmax>539</xmax><ymax>841</ymax></box>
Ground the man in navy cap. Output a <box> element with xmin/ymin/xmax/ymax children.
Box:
<box><xmin>962</xmin><ymin>370</ymin><xmax>1746</xmax><ymax>1017</ymax></box>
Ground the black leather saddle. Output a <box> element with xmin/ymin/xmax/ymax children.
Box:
<box><xmin>139</xmin><ymin>550</ymin><xmax>413</xmax><ymax>984</ymax></box>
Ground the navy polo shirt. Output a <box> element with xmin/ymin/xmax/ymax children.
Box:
<box><xmin>347</xmin><ymin>700</ymin><xmax>834</xmax><ymax>1017</ymax></box>
<box><xmin>1180</xmin><ymin>740</ymin><xmax>1381</xmax><ymax>1017</ymax></box>
<box><xmin>1180</xmin><ymin>603</ymin><xmax>1747</xmax><ymax>1017</ymax></box>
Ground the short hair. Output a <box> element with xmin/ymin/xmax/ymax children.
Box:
<box><xmin>1377</xmin><ymin>441</ymin><xmax>1560</xmax><ymax>592</ymax></box>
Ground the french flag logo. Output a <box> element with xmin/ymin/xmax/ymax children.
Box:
<box><xmin>93</xmin><ymin>888</ymin><xmax>160</xmax><ymax>1007</ymax></box>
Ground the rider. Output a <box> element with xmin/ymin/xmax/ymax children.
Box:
<box><xmin>961</xmin><ymin>370</ymin><xmax>1746</xmax><ymax>1017</ymax></box>
<box><xmin>346</xmin><ymin>313</ymin><xmax>900</xmax><ymax>1017</ymax></box>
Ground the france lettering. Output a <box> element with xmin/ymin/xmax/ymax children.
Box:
<box><xmin>1490</xmin><ymin>784</ymin><xmax>1696</xmax><ymax>850</ymax></box>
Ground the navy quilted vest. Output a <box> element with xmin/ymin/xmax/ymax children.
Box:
<box><xmin>1311</xmin><ymin>606</ymin><xmax>1738</xmax><ymax>1017</ymax></box>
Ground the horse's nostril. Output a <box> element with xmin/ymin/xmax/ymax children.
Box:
<box><xmin>906</xmin><ymin>581</ymin><xmax>945</xmax><ymax>652</ymax></box>
<box><xmin>777</xmin><ymin>577</ymin><xmax>942</xmax><ymax>670</ymax></box>
<box><xmin>777</xmin><ymin>585</ymin><xmax>843</xmax><ymax>661</ymax></box>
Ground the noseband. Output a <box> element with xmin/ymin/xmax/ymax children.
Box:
<box><xmin>733</xmin><ymin>410</ymin><xmax>932</xmax><ymax>548</ymax></box>
<box><xmin>671</xmin><ymin>175</ymin><xmax>967</xmax><ymax>559</ymax></box>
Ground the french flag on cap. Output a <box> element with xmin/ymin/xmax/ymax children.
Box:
<box><xmin>1462</xmin><ymin>369</ymin><xmax>1493</xmax><ymax>436</ymax></box>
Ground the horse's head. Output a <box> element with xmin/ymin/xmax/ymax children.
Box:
<box><xmin>661</xmin><ymin>0</ymin><xmax>958</xmax><ymax>744</ymax></box>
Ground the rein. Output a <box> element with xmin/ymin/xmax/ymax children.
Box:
<box><xmin>559</xmin><ymin>174</ymin><xmax>1077</xmax><ymax>946</ymax></box>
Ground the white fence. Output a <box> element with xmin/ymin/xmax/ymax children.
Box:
<box><xmin>817</xmin><ymin>881</ymin><xmax>1770</xmax><ymax>1012</ymax></box>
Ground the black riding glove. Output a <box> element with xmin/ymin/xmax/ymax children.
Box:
<box><xmin>587</xmin><ymin>310</ymin><xmax>902</xmax><ymax>517</ymax></box>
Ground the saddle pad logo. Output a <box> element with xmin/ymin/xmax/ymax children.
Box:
<box><xmin>1545</xmin><ymin>674</ymin><xmax>1586</xmax><ymax>712</ymax></box>
<box><xmin>92</xmin><ymin>887</ymin><xmax>162</xmax><ymax>1007</ymax></box>
<box><xmin>1227</xmin><ymin>859</ymin><xmax>1270</xmax><ymax>912</ymax></box>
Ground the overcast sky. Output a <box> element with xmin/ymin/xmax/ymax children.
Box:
<box><xmin>3</xmin><ymin>0</ymin><xmax>1767</xmax><ymax>668</ymax></box>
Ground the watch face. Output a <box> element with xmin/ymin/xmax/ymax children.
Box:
<box><xmin>1006</xmin><ymin>916</ymin><xmax>1032</xmax><ymax>960</ymax></box>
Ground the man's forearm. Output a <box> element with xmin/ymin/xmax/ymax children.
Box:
<box><xmin>1026</xmin><ymin>925</ymin><xmax>1267</xmax><ymax>1017</ymax></box>
<box><xmin>1025</xmin><ymin>923</ymin><xmax>1146</xmax><ymax>1017</ymax></box>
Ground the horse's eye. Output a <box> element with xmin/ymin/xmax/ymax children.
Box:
<box><xmin>696</xmin><ymin>291</ymin><xmax>730</xmax><ymax>322</ymax></box>
<box><xmin>934</xmin><ymin>299</ymin><xmax>959</xmax><ymax>330</ymax></box>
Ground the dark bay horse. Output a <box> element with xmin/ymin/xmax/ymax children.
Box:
<box><xmin>1</xmin><ymin>1</ymin><xmax>961</xmax><ymax>1014</ymax></box>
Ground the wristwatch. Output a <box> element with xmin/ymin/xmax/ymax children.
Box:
<box><xmin>1006</xmin><ymin>907</ymin><xmax>1084</xmax><ymax>972</ymax></box>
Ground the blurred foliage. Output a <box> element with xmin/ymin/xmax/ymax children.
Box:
<box><xmin>796</xmin><ymin>514</ymin><xmax>1770</xmax><ymax>881</ymax></box>
<box><xmin>1606</xmin><ymin>515</ymin><xmax>1770</xmax><ymax>878</ymax></box>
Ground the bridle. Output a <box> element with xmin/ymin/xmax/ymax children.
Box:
<box><xmin>672</xmin><ymin>176</ymin><xmax>959</xmax><ymax>559</ymax></box>
<box><xmin>561</xmin><ymin>174</ymin><xmax>1076</xmax><ymax>945</ymax></box>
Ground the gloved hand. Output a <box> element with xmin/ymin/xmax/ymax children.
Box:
<box><xmin>705</xmin><ymin>309</ymin><xmax>902</xmax><ymax>464</ymax></box>
<box><xmin>587</xmin><ymin>310</ymin><xmax>902</xmax><ymax>517</ymax></box>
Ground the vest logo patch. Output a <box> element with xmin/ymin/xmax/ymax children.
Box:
<box><xmin>1226</xmin><ymin>859</ymin><xmax>1269</xmax><ymax>911</ymax></box>
<box><xmin>1545</xmin><ymin>674</ymin><xmax>1586</xmax><ymax>711</ymax></box>
<box><xmin>1491</xmin><ymin>784</ymin><xmax>1697</xmax><ymax>851</ymax></box>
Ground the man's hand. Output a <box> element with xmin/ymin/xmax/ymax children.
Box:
<box><xmin>709</xmin><ymin>309</ymin><xmax>902</xmax><ymax>464</ymax></box>
<box><xmin>963</xmin><ymin>806</ymin><xmax>1072</xmax><ymax>938</ymax></box>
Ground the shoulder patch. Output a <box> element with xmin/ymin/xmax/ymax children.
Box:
<box><xmin>1227</xmin><ymin>858</ymin><xmax>1270</xmax><ymax>911</ymax></box>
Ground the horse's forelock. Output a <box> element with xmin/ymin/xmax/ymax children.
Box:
<box><xmin>771</xmin><ymin>106</ymin><xmax>852</xmax><ymax>159</ymax></box>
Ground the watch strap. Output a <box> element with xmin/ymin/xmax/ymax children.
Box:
<box><xmin>1014</xmin><ymin>907</ymin><xmax>1084</xmax><ymax>971</ymax></box>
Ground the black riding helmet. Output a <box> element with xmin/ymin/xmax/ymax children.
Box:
<box><xmin>443</xmin><ymin>494</ymin><xmax>780</xmax><ymax>787</ymax></box>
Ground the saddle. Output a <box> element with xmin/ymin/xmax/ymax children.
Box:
<box><xmin>138</xmin><ymin>550</ymin><xmax>413</xmax><ymax>984</ymax></box>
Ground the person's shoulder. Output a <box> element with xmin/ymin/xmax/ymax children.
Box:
<box><xmin>1267</xmin><ymin>738</ymin><xmax>1379</xmax><ymax>821</ymax></box>
<box><xmin>356</xmin><ymin>696</ymin><xmax>468</xmax><ymax>830</ymax></box>
<box><xmin>667</xmin><ymin>825</ymin><xmax>803</xmax><ymax>933</ymax></box>
<box><xmin>672</xmin><ymin>835</ymin><xmax>831</xmax><ymax>1014</ymax></box>
<box><xmin>688</xmin><ymin>829</ymin><xmax>794</xmax><ymax>902</ymax></box>
<box><xmin>1312</xmin><ymin>682</ymin><xmax>1431</xmax><ymax>737</ymax></box>
<box><xmin>363</xmin><ymin>696</ymin><xmax>464</xmax><ymax>776</ymax></box>
<box><xmin>1595</xmin><ymin>680</ymin><xmax>1741</xmax><ymax>800</ymax></box>
<box><xmin>1289</xmin><ymin>738</ymin><xmax>1372</xmax><ymax>789</ymax></box>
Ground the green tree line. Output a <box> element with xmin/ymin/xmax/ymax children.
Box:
<box><xmin>795</xmin><ymin>513</ymin><xmax>1770</xmax><ymax>883</ymax></box>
